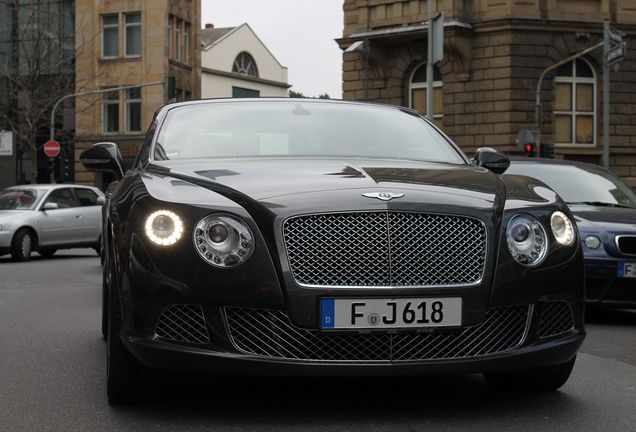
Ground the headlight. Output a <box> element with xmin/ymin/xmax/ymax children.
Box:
<box><xmin>551</xmin><ymin>211</ymin><xmax>575</xmax><ymax>246</ymax></box>
<box><xmin>506</xmin><ymin>214</ymin><xmax>548</xmax><ymax>266</ymax></box>
<box><xmin>145</xmin><ymin>210</ymin><xmax>184</xmax><ymax>246</ymax></box>
<box><xmin>194</xmin><ymin>214</ymin><xmax>254</xmax><ymax>268</ymax></box>
<box><xmin>584</xmin><ymin>235</ymin><xmax>601</xmax><ymax>249</ymax></box>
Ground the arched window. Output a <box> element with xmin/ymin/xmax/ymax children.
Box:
<box><xmin>232</xmin><ymin>52</ymin><xmax>259</xmax><ymax>77</ymax></box>
<box><xmin>554</xmin><ymin>58</ymin><xmax>596</xmax><ymax>145</ymax></box>
<box><xmin>409</xmin><ymin>63</ymin><xmax>443</xmax><ymax>125</ymax></box>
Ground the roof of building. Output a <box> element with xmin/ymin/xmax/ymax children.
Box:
<box><xmin>201</xmin><ymin>26</ymin><xmax>237</xmax><ymax>49</ymax></box>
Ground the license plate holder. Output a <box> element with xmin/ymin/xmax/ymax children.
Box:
<box><xmin>320</xmin><ymin>297</ymin><xmax>462</xmax><ymax>330</ymax></box>
<box><xmin>618</xmin><ymin>261</ymin><xmax>636</xmax><ymax>278</ymax></box>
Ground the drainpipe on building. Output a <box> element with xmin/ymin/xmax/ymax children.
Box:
<box><xmin>426</xmin><ymin>0</ymin><xmax>434</xmax><ymax>121</ymax></box>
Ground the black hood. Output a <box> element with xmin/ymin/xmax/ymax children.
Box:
<box><xmin>570</xmin><ymin>204</ymin><xmax>636</xmax><ymax>232</ymax></box>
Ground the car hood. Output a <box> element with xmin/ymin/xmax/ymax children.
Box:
<box><xmin>146</xmin><ymin>158</ymin><xmax>504</xmax><ymax>213</ymax></box>
<box><xmin>570</xmin><ymin>204</ymin><xmax>636</xmax><ymax>232</ymax></box>
<box><xmin>0</xmin><ymin>210</ymin><xmax>33</xmax><ymax>222</ymax></box>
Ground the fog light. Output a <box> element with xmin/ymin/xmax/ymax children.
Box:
<box><xmin>585</xmin><ymin>235</ymin><xmax>601</xmax><ymax>249</ymax></box>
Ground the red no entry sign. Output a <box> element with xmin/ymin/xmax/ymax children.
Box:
<box><xmin>43</xmin><ymin>140</ymin><xmax>61</xmax><ymax>158</ymax></box>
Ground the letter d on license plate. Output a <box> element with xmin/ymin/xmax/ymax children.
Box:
<box><xmin>320</xmin><ymin>297</ymin><xmax>462</xmax><ymax>330</ymax></box>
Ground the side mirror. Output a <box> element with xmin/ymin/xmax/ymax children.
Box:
<box><xmin>79</xmin><ymin>142</ymin><xmax>125</xmax><ymax>180</ymax></box>
<box><xmin>42</xmin><ymin>202</ymin><xmax>59</xmax><ymax>211</ymax></box>
<box><xmin>473</xmin><ymin>147</ymin><xmax>510</xmax><ymax>175</ymax></box>
<box><xmin>96</xmin><ymin>196</ymin><xmax>106</xmax><ymax>205</ymax></box>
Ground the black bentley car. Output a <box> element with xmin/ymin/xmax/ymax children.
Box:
<box><xmin>80</xmin><ymin>99</ymin><xmax>585</xmax><ymax>402</ymax></box>
<box><xmin>507</xmin><ymin>158</ymin><xmax>636</xmax><ymax>308</ymax></box>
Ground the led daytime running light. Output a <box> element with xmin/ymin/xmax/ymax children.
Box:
<box><xmin>145</xmin><ymin>210</ymin><xmax>184</xmax><ymax>246</ymax></box>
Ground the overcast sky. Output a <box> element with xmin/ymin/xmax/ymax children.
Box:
<box><xmin>201</xmin><ymin>0</ymin><xmax>344</xmax><ymax>98</ymax></box>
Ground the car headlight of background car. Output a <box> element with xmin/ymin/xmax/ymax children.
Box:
<box><xmin>584</xmin><ymin>235</ymin><xmax>601</xmax><ymax>249</ymax></box>
<box><xmin>194</xmin><ymin>214</ymin><xmax>254</xmax><ymax>268</ymax></box>
<box><xmin>145</xmin><ymin>210</ymin><xmax>184</xmax><ymax>246</ymax></box>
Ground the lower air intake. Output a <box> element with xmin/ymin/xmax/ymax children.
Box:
<box><xmin>225</xmin><ymin>305</ymin><xmax>529</xmax><ymax>362</ymax></box>
<box><xmin>155</xmin><ymin>304</ymin><xmax>210</xmax><ymax>345</ymax></box>
<box><xmin>537</xmin><ymin>301</ymin><xmax>574</xmax><ymax>338</ymax></box>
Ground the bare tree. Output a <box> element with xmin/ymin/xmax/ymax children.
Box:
<box><xmin>0</xmin><ymin>0</ymin><xmax>98</xmax><ymax>183</ymax></box>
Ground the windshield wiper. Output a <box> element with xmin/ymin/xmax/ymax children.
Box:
<box><xmin>568</xmin><ymin>201</ymin><xmax>635</xmax><ymax>209</ymax></box>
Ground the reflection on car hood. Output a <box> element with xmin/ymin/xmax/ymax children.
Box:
<box><xmin>570</xmin><ymin>204</ymin><xmax>636</xmax><ymax>232</ymax></box>
<box><xmin>151</xmin><ymin>158</ymin><xmax>500</xmax><ymax>201</ymax></box>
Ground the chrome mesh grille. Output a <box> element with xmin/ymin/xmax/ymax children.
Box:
<box><xmin>537</xmin><ymin>301</ymin><xmax>574</xmax><ymax>338</ymax></box>
<box><xmin>225</xmin><ymin>305</ymin><xmax>529</xmax><ymax>362</ymax></box>
<box><xmin>155</xmin><ymin>304</ymin><xmax>210</xmax><ymax>345</ymax></box>
<box><xmin>616</xmin><ymin>236</ymin><xmax>636</xmax><ymax>256</ymax></box>
<box><xmin>283</xmin><ymin>212</ymin><xmax>487</xmax><ymax>287</ymax></box>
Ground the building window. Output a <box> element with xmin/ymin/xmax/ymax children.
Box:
<box><xmin>233</xmin><ymin>52</ymin><xmax>258</xmax><ymax>77</ymax></box>
<box><xmin>184</xmin><ymin>22</ymin><xmax>190</xmax><ymax>64</ymax></box>
<box><xmin>102</xmin><ymin>14</ymin><xmax>119</xmax><ymax>58</ymax></box>
<box><xmin>125</xmin><ymin>87</ymin><xmax>142</xmax><ymax>132</ymax></box>
<box><xmin>103</xmin><ymin>90</ymin><xmax>119</xmax><ymax>134</ymax></box>
<box><xmin>409</xmin><ymin>63</ymin><xmax>443</xmax><ymax>126</ymax></box>
<box><xmin>232</xmin><ymin>86</ymin><xmax>260</xmax><ymax>98</ymax></box>
<box><xmin>124</xmin><ymin>12</ymin><xmax>141</xmax><ymax>57</ymax></box>
<box><xmin>175</xmin><ymin>18</ymin><xmax>181</xmax><ymax>60</ymax></box>
<box><xmin>554</xmin><ymin>58</ymin><xmax>596</xmax><ymax>146</ymax></box>
<box><xmin>168</xmin><ymin>15</ymin><xmax>173</xmax><ymax>58</ymax></box>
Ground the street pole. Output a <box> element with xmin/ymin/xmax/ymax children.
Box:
<box><xmin>603</xmin><ymin>20</ymin><xmax>610</xmax><ymax>169</ymax></box>
<box><xmin>426</xmin><ymin>0</ymin><xmax>434</xmax><ymax>121</ymax></box>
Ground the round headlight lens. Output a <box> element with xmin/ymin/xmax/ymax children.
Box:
<box><xmin>194</xmin><ymin>214</ymin><xmax>254</xmax><ymax>268</ymax></box>
<box><xmin>506</xmin><ymin>214</ymin><xmax>548</xmax><ymax>266</ymax></box>
<box><xmin>145</xmin><ymin>210</ymin><xmax>184</xmax><ymax>246</ymax></box>
<box><xmin>551</xmin><ymin>211</ymin><xmax>575</xmax><ymax>246</ymax></box>
<box><xmin>585</xmin><ymin>235</ymin><xmax>601</xmax><ymax>249</ymax></box>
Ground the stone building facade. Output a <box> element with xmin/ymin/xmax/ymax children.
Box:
<box><xmin>75</xmin><ymin>0</ymin><xmax>201</xmax><ymax>188</ymax></box>
<box><xmin>338</xmin><ymin>0</ymin><xmax>636</xmax><ymax>186</ymax></box>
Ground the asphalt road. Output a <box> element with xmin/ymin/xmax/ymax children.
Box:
<box><xmin>1</xmin><ymin>249</ymin><xmax>635</xmax><ymax>431</ymax></box>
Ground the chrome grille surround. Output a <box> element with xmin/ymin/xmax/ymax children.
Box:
<box><xmin>155</xmin><ymin>304</ymin><xmax>210</xmax><ymax>345</ymax></box>
<box><xmin>224</xmin><ymin>305</ymin><xmax>530</xmax><ymax>362</ymax></box>
<box><xmin>537</xmin><ymin>301</ymin><xmax>574</xmax><ymax>338</ymax></box>
<box><xmin>283</xmin><ymin>211</ymin><xmax>487</xmax><ymax>288</ymax></box>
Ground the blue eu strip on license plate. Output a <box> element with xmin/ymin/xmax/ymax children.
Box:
<box><xmin>321</xmin><ymin>298</ymin><xmax>335</xmax><ymax>329</ymax></box>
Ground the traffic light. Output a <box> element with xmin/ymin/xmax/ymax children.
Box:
<box><xmin>540</xmin><ymin>143</ymin><xmax>555</xmax><ymax>159</ymax></box>
<box><xmin>524</xmin><ymin>142</ymin><xmax>537</xmax><ymax>157</ymax></box>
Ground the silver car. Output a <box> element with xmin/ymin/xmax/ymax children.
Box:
<box><xmin>0</xmin><ymin>184</ymin><xmax>104</xmax><ymax>261</ymax></box>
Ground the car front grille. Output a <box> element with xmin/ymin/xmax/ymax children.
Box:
<box><xmin>224</xmin><ymin>305</ymin><xmax>529</xmax><ymax>362</ymax></box>
<box><xmin>155</xmin><ymin>304</ymin><xmax>210</xmax><ymax>345</ymax></box>
<box><xmin>616</xmin><ymin>235</ymin><xmax>636</xmax><ymax>256</ymax></box>
<box><xmin>282</xmin><ymin>212</ymin><xmax>487</xmax><ymax>287</ymax></box>
<box><xmin>537</xmin><ymin>301</ymin><xmax>574</xmax><ymax>338</ymax></box>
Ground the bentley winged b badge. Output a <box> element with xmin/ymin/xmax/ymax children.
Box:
<box><xmin>362</xmin><ymin>192</ymin><xmax>405</xmax><ymax>201</ymax></box>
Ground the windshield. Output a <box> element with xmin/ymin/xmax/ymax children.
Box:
<box><xmin>0</xmin><ymin>188</ymin><xmax>40</xmax><ymax>210</ymax></box>
<box><xmin>507</xmin><ymin>163</ymin><xmax>636</xmax><ymax>209</ymax></box>
<box><xmin>154</xmin><ymin>102</ymin><xmax>466</xmax><ymax>164</ymax></box>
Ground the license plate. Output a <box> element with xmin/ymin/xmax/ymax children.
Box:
<box><xmin>618</xmin><ymin>261</ymin><xmax>636</xmax><ymax>278</ymax></box>
<box><xmin>320</xmin><ymin>297</ymin><xmax>462</xmax><ymax>330</ymax></box>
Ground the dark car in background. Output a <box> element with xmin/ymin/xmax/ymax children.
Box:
<box><xmin>507</xmin><ymin>158</ymin><xmax>636</xmax><ymax>309</ymax></box>
<box><xmin>81</xmin><ymin>99</ymin><xmax>585</xmax><ymax>402</ymax></box>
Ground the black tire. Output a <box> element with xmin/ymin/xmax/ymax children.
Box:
<box><xmin>10</xmin><ymin>228</ymin><xmax>34</xmax><ymax>262</ymax></box>
<box><xmin>106</xmin><ymin>258</ymin><xmax>146</xmax><ymax>403</ymax></box>
<box><xmin>484</xmin><ymin>356</ymin><xmax>576</xmax><ymax>392</ymax></box>
<box><xmin>39</xmin><ymin>249</ymin><xmax>57</xmax><ymax>258</ymax></box>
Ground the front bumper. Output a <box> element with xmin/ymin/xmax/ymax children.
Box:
<box><xmin>585</xmin><ymin>258</ymin><xmax>636</xmax><ymax>308</ymax></box>
<box><xmin>122</xmin><ymin>300</ymin><xmax>584</xmax><ymax>376</ymax></box>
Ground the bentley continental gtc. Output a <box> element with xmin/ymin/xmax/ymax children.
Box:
<box><xmin>80</xmin><ymin>99</ymin><xmax>585</xmax><ymax>402</ymax></box>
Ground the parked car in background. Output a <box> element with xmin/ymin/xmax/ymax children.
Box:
<box><xmin>81</xmin><ymin>99</ymin><xmax>584</xmax><ymax>402</ymax></box>
<box><xmin>0</xmin><ymin>184</ymin><xmax>104</xmax><ymax>261</ymax></box>
<box><xmin>507</xmin><ymin>158</ymin><xmax>636</xmax><ymax>309</ymax></box>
